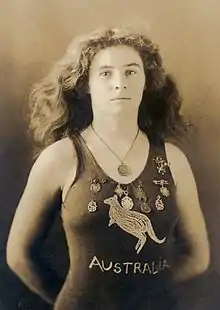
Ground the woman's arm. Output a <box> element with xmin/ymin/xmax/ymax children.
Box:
<box><xmin>6</xmin><ymin>138</ymin><xmax>76</xmax><ymax>305</ymax></box>
<box><xmin>166</xmin><ymin>142</ymin><xmax>210</xmax><ymax>283</ymax></box>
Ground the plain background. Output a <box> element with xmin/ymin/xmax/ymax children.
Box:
<box><xmin>0</xmin><ymin>0</ymin><xmax>220</xmax><ymax>309</ymax></box>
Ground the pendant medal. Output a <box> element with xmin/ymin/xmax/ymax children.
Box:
<box><xmin>89</xmin><ymin>180</ymin><xmax>101</xmax><ymax>193</ymax></box>
<box><xmin>155</xmin><ymin>195</ymin><xmax>165</xmax><ymax>211</ymax></box>
<box><xmin>133</xmin><ymin>182</ymin><xmax>147</xmax><ymax>201</ymax></box>
<box><xmin>121</xmin><ymin>195</ymin><xmax>134</xmax><ymax>210</ymax></box>
<box><xmin>141</xmin><ymin>201</ymin><xmax>151</xmax><ymax>213</ymax></box>
<box><xmin>160</xmin><ymin>186</ymin><xmax>170</xmax><ymax>197</ymax></box>
<box><xmin>118</xmin><ymin>163</ymin><xmax>130</xmax><ymax>176</ymax></box>
<box><xmin>88</xmin><ymin>199</ymin><xmax>98</xmax><ymax>212</ymax></box>
<box><xmin>114</xmin><ymin>184</ymin><xmax>125</xmax><ymax>197</ymax></box>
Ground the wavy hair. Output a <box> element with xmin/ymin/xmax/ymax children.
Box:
<box><xmin>28</xmin><ymin>27</ymin><xmax>189</xmax><ymax>149</ymax></box>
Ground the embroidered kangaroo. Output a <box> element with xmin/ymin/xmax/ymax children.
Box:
<box><xmin>104</xmin><ymin>195</ymin><xmax>166</xmax><ymax>254</ymax></box>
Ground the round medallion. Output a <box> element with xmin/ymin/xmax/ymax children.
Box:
<box><xmin>141</xmin><ymin>202</ymin><xmax>151</xmax><ymax>213</ymax></box>
<box><xmin>118</xmin><ymin>163</ymin><xmax>130</xmax><ymax>176</ymax></box>
<box><xmin>121</xmin><ymin>195</ymin><xmax>134</xmax><ymax>210</ymax></box>
<box><xmin>89</xmin><ymin>182</ymin><xmax>101</xmax><ymax>193</ymax></box>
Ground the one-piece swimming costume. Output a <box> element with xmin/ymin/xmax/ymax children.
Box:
<box><xmin>54</xmin><ymin>133</ymin><xmax>181</xmax><ymax>310</ymax></box>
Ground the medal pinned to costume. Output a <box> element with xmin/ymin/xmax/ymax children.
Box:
<box><xmin>88</xmin><ymin>199</ymin><xmax>98</xmax><ymax>212</ymax></box>
<box><xmin>140</xmin><ymin>201</ymin><xmax>152</xmax><ymax>213</ymax></box>
<box><xmin>160</xmin><ymin>186</ymin><xmax>170</xmax><ymax>197</ymax></box>
<box><xmin>121</xmin><ymin>190</ymin><xmax>134</xmax><ymax>211</ymax></box>
<box><xmin>114</xmin><ymin>184</ymin><xmax>134</xmax><ymax>211</ymax></box>
<box><xmin>89</xmin><ymin>178</ymin><xmax>102</xmax><ymax>193</ymax></box>
<box><xmin>153</xmin><ymin>179</ymin><xmax>170</xmax><ymax>197</ymax></box>
<box><xmin>133</xmin><ymin>181</ymin><xmax>147</xmax><ymax>200</ymax></box>
<box><xmin>88</xmin><ymin>178</ymin><xmax>103</xmax><ymax>212</ymax></box>
<box><xmin>133</xmin><ymin>181</ymin><xmax>152</xmax><ymax>214</ymax></box>
<box><xmin>155</xmin><ymin>195</ymin><xmax>165</xmax><ymax>211</ymax></box>
<box><xmin>153</xmin><ymin>156</ymin><xmax>169</xmax><ymax>175</ymax></box>
<box><xmin>152</xmin><ymin>179</ymin><xmax>169</xmax><ymax>211</ymax></box>
<box><xmin>114</xmin><ymin>183</ymin><xmax>126</xmax><ymax>197</ymax></box>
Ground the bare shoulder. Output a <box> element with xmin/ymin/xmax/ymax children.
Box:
<box><xmin>35</xmin><ymin>137</ymin><xmax>76</xmax><ymax>166</ymax></box>
<box><xmin>165</xmin><ymin>142</ymin><xmax>193</xmax><ymax>186</ymax></box>
<box><xmin>30</xmin><ymin>137</ymin><xmax>77</xmax><ymax>189</ymax></box>
<box><xmin>165</xmin><ymin>142</ymin><xmax>189</xmax><ymax>164</ymax></box>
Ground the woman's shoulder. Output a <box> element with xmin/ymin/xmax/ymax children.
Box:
<box><xmin>30</xmin><ymin>137</ymin><xmax>77</xmax><ymax>188</ymax></box>
<box><xmin>36</xmin><ymin>137</ymin><xmax>77</xmax><ymax>165</ymax></box>
<box><xmin>164</xmin><ymin>142</ymin><xmax>192</xmax><ymax>186</ymax></box>
<box><xmin>165</xmin><ymin>142</ymin><xmax>186</xmax><ymax>159</ymax></box>
<box><xmin>164</xmin><ymin>142</ymin><xmax>190</xmax><ymax>165</ymax></box>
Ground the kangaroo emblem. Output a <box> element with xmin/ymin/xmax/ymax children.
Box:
<box><xmin>104</xmin><ymin>195</ymin><xmax>166</xmax><ymax>254</ymax></box>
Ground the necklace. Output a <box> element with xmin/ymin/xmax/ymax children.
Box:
<box><xmin>91</xmin><ymin>125</ymin><xmax>139</xmax><ymax>177</ymax></box>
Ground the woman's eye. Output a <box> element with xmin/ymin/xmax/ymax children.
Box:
<box><xmin>100</xmin><ymin>71</ymin><xmax>111</xmax><ymax>77</ymax></box>
<box><xmin>126</xmin><ymin>70</ymin><xmax>137</xmax><ymax>76</ymax></box>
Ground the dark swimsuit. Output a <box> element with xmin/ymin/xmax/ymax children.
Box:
<box><xmin>54</xmin><ymin>133</ymin><xmax>181</xmax><ymax>310</ymax></box>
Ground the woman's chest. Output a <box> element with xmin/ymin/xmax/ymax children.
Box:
<box><xmin>61</xmin><ymin>167</ymin><xmax>179</xmax><ymax>248</ymax></box>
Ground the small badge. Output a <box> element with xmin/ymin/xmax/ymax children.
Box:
<box><xmin>153</xmin><ymin>179</ymin><xmax>170</xmax><ymax>197</ymax></box>
<box><xmin>153</xmin><ymin>157</ymin><xmax>169</xmax><ymax>175</ymax></box>
<box><xmin>133</xmin><ymin>181</ymin><xmax>147</xmax><ymax>201</ymax></box>
<box><xmin>140</xmin><ymin>201</ymin><xmax>152</xmax><ymax>213</ymax></box>
<box><xmin>114</xmin><ymin>184</ymin><xmax>125</xmax><ymax>197</ymax></box>
<box><xmin>155</xmin><ymin>195</ymin><xmax>165</xmax><ymax>211</ymax></box>
<box><xmin>160</xmin><ymin>186</ymin><xmax>170</xmax><ymax>197</ymax></box>
<box><xmin>89</xmin><ymin>179</ymin><xmax>101</xmax><ymax>194</ymax></box>
<box><xmin>88</xmin><ymin>199</ymin><xmax>98</xmax><ymax>212</ymax></box>
<box><xmin>153</xmin><ymin>179</ymin><xmax>169</xmax><ymax>186</ymax></box>
<box><xmin>121</xmin><ymin>195</ymin><xmax>134</xmax><ymax>210</ymax></box>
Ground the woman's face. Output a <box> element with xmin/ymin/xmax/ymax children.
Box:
<box><xmin>88</xmin><ymin>45</ymin><xmax>146</xmax><ymax>118</ymax></box>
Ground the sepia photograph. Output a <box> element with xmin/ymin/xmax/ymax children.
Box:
<box><xmin>1</xmin><ymin>1</ymin><xmax>220</xmax><ymax>309</ymax></box>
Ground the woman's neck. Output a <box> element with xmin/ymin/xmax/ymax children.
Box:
<box><xmin>91</xmin><ymin>118</ymin><xmax>139</xmax><ymax>146</ymax></box>
<box><xmin>81</xmin><ymin>116</ymin><xmax>140</xmax><ymax>161</ymax></box>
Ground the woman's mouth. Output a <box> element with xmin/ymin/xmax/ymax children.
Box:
<box><xmin>110</xmin><ymin>97</ymin><xmax>131</xmax><ymax>101</ymax></box>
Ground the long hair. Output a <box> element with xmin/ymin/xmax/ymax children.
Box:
<box><xmin>28</xmin><ymin>27</ymin><xmax>189</xmax><ymax>150</ymax></box>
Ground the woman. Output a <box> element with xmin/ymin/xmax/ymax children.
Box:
<box><xmin>6</xmin><ymin>27</ymin><xmax>210</xmax><ymax>310</ymax></box>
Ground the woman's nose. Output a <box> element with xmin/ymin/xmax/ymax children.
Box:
<box><xmin>115</xmin><ymin>85</ymin><xmax>127</xmax><ymax>90</ymax></box>
<box><xmin>113</xmin><ymin>73</ymin><xmax>127</xmax><ymax>90</ymax></box>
